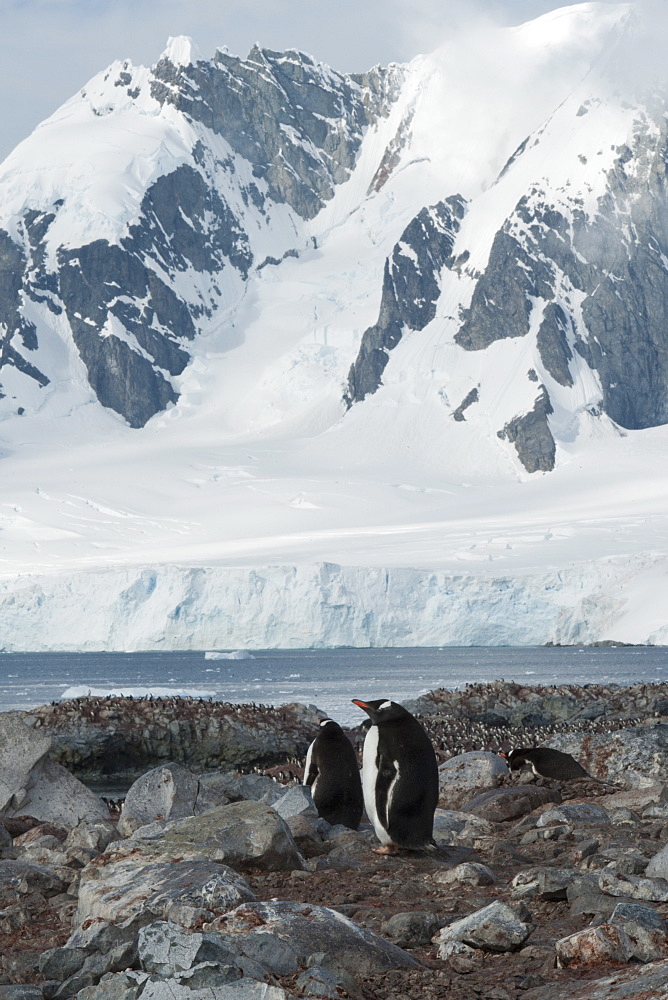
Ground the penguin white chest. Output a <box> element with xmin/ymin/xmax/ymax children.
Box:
<box><xmin>361</xmin><ymin>725</ymin><xmax>394</xmax><ymax>845</ymax></box>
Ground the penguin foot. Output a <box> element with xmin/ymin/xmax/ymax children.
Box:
<box><xmin>373</xmin><ymin>844</ymin><xmax>400</xmax><ymax>855</ymax></box>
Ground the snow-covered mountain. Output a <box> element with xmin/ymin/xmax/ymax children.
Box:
<box><xmin>1</xmin><ymin>2</ymin><xmax>668</xmax><ymax>650</ymax></box>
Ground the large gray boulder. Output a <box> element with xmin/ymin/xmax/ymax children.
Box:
<box><xmin>206</xmin><ymin>901</ymin><xmax>422</xmax><ymax>978</ymax></box>
<box><xmin>546</xmin><ymin>725</ymin><xmax>668</xmax><ymax>787</ymax></box>
<box><xmin>0</xmin><ymin>713</ymin><xmax>52</xmax><ymax>813</ymax></box>
<box><xmin>76</xmin><ymin>858</ymin><xmax>255</xmax><ymax>930</ymax></box>
<box><xmin>152</xmin><ymin>802</ymin><xmax>306</xmax><ymax>872</ymax></box>
<box><xmin>3</xmin><ymin>756</ymin><xmax>109</xmax><ymax>827</ymax></box>
<box><xmin>117</xmin><ymin>764</ymin><xmax>200</xmax><ymax>836</ymax></box>
<box><xmin>438</xmin><ymin>752</ymin><xmax>509</xmax><ymax>808</ymax></box>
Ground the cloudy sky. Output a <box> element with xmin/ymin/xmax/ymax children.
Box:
<box><xmin>0</xmin><ymin>0</ymin><xmax>622</xmax><ymax>161</ymax></box>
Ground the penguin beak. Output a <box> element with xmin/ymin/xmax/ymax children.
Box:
<box><xmin>352</xmin><ymin>699</ymin><xmax>370</xmax><ymax>709</ymax></box>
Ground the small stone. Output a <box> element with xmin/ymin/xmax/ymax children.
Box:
<box><xmin>536</xmin><ymin>804</ymin><xmax>610</xmax><ymax>828</ymax></box>
<box><xmin>295</xmin><ymin>966</ymin><xmax>345</xmax><ymax>999</ymax></box>
<box><xmin>613</xmin><ymin>855</ymin><xmax>649</xmax><ymax>876</ymax></box>
<box><xmin>608</xmin><ymin>807</ymin><xmax>640</xmax><ymax>825</ymax></box>
<box><xmin>573</xmin><ymin>839</ymin><xmax>600</xmax><ymax>860</ymax></box>
<box><xmin>432</xmin><ymin>900</ymin><xmax>532</xmax><ymax>953</ymax></box>
<box><xmin>599</xmin><ymin>868</ymin><xmax>668</xmax><ymax>902</ymax></box>
<box><xmin>435</xmin><ymin>863</ymin><xmax>495</xmax><ymax>886</ymax></box>
<box><xmin>380</xmin><ymin>911</ymin><xmax>445</xmax><ymax>947</ymax></box>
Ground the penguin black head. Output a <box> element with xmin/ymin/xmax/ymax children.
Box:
<box><xmin>351</xmin><ymin>698</ymin><xmax>410</xmax><ymax>726</ymax></box>
<box><xmin>317</xmin><ymin>718</ymin><xmax>343</xmax><ymax>736</ymax></box>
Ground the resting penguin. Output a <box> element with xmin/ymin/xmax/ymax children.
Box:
<box><xmin>352</xmin><ymin>698</ymin><xmax>438</xmax><ymax>855</ymax></box>
<box><xmin>303</xmin><ymin>718</ymin><xmax>363</xmax><ymax>829</ymax></box>
<box><xmin>500</xmin><ymin>747</ymin><xmax>593</xmax><ymax>780</ymax></box>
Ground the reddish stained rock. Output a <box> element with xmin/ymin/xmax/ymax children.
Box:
<box><xmin>556</xmin><ymin>923</ymin><xmax>634</xmax><ymax>966</ymax></box>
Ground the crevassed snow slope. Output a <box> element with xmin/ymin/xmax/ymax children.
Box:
<box><xmin>0</xmin><ymin>3</ymin><xmax>667</xmax><ymax>650</ymax></box>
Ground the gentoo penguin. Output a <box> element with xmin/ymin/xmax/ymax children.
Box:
<box><xmin>352</xmin><ymin>698</ymin><xmax>438</xmax><ymax>854</ymax></box>
<box><xmin>303</xmin><ymin>718</ymin><xmax>363</xmax><ymax>829</ymax></box>
<box><xmin>500</xmin><ymin>747</ymin><xmax>592</xmax><ymax>780</ymax></box>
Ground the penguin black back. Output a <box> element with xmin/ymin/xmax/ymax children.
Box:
<box><xmin>303</xmin><ymin>719</ymin><xmax>363</xmax><ymax>829</ymax></box>
<box><xmin>352</xmin><ymin>698</ymin><xmax>439</xmax><ymax>852</ymax></box>
<box><xmin>503</xmin><ymin>746</ymin><xmax>591</xmax><ymax>780</ymax></box>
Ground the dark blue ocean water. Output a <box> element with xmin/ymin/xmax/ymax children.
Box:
<box><xmin>0</xmin><ymin>646</ymin><xmax>666</xmax><ymax>727</ymax></box>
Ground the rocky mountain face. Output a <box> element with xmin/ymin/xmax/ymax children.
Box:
<box><xmin>0</xmin><ymin>6</ymin><xmax>667</xmax><ymax>474</ymax></box>
<box><xmin>0</xmin><ymin>44</ymin><xmax>401</xmax><ymax>427</ymax></box>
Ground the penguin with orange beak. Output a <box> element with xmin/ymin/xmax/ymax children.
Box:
<box><xmin>352</xmin><ymin>698</ymin><xmax>438</xmax><ymax>854</ymax></box>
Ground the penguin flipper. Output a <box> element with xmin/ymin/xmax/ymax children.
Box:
<box><xmin>303</xmin><ymin>739</ymin><xmax>319</xmax><ymax>787</ymax></box>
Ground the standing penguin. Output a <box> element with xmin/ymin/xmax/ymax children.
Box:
<box><xmin>352</xmin><ymin>698</ymin><xmax>438</xmax><ymax>854</ymax></box>
<box><xmin>303</xmin><ymin>718</ymin><xmax>363</xmax><ymax>829</ymax></box>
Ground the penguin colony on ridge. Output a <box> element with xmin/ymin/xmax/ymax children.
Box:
<box><xmin>303</xmin><ymin>718</ymin><xmax>364</xmax><ymax>829</ymax></box>
<box><xmin>351</xmin><ymin>698</ymin><xmax>439</xmax><ymax>854</ymax></box>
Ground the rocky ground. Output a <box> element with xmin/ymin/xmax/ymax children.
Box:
<box><xmin>1</xmin><ymin>683</ymin><xmax>668</xmax><ymax>1000</ymax></box>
